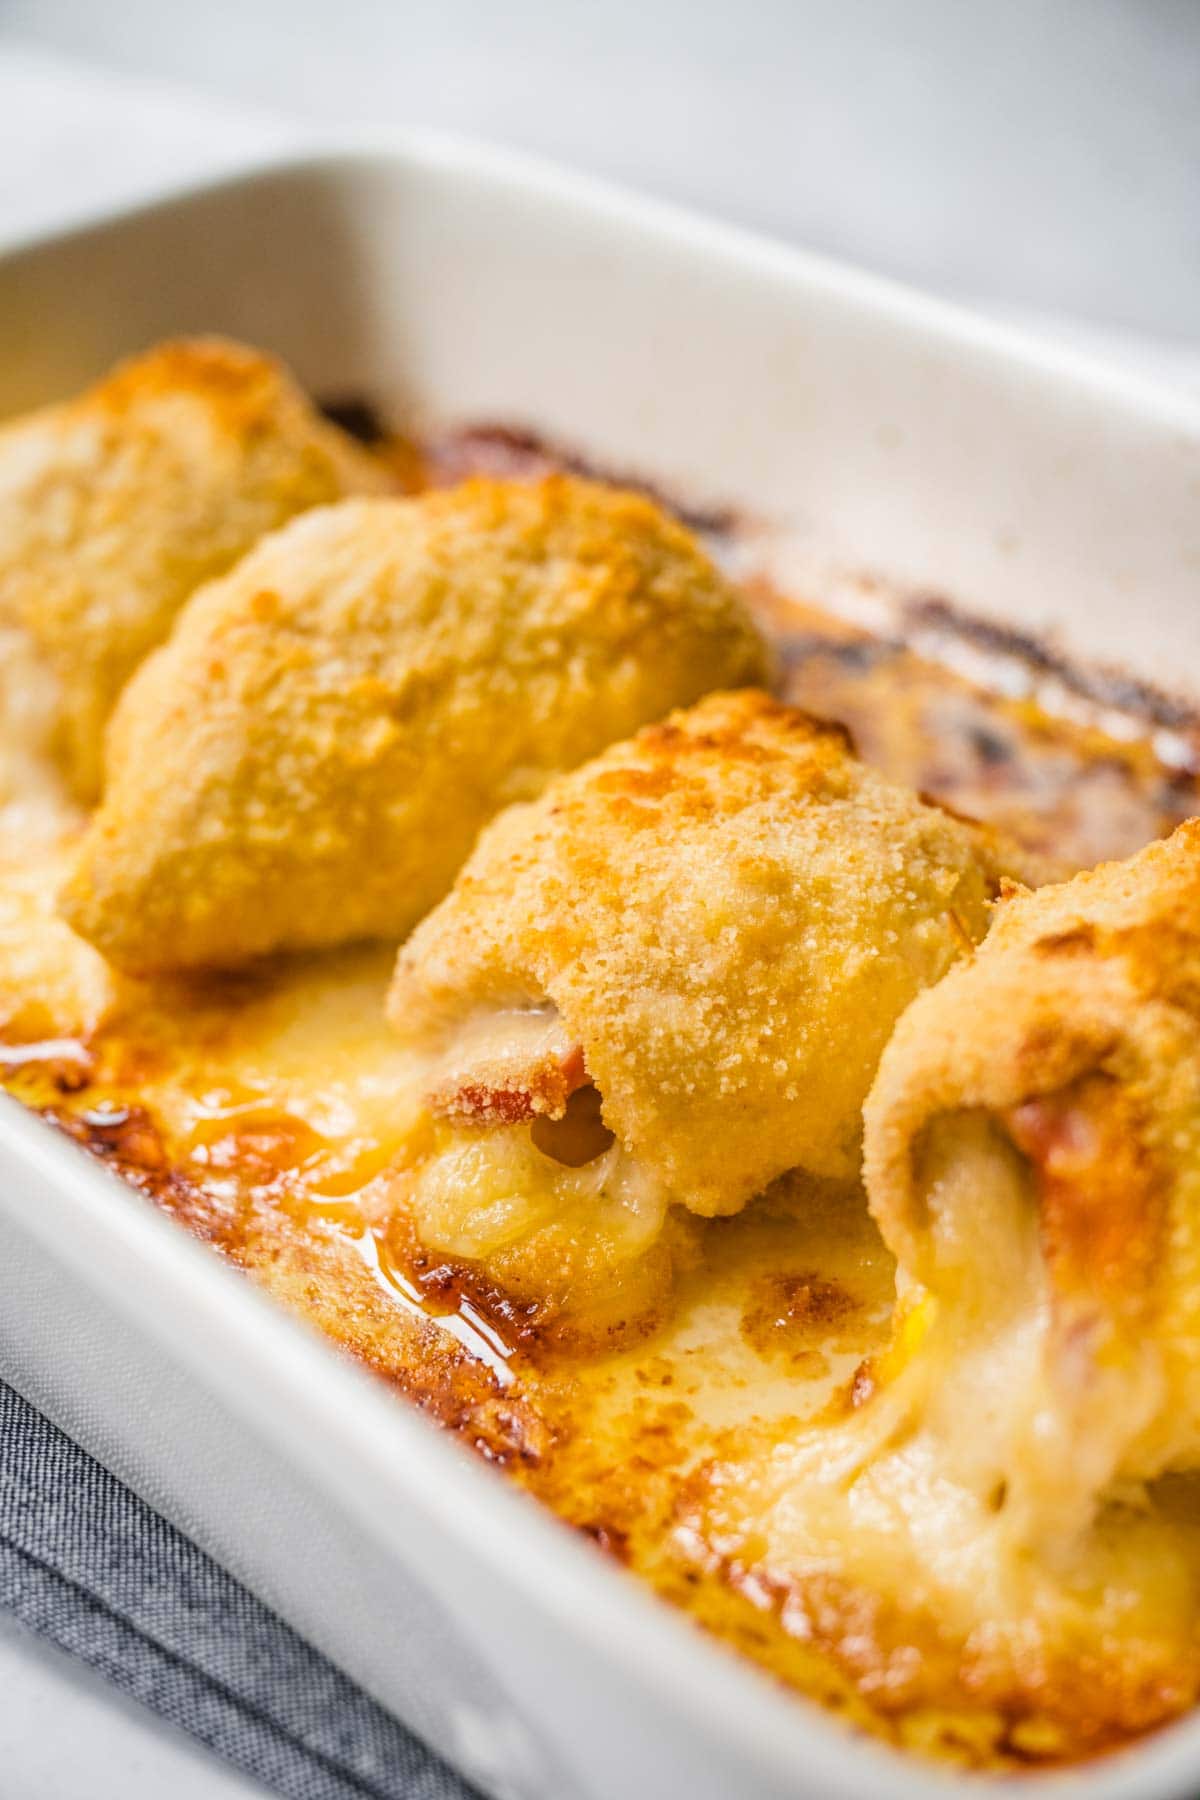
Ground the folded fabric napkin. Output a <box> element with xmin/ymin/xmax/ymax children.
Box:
<box><xmin>0</xmin><ymin>1378</ymin><xmax>479</xmax><ymax>1800</ymax></box>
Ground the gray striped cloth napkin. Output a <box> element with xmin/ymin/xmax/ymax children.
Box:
<box><xmin>0</xmin><ymin>1379</ymin><xmax>478</xmax><ymax>1800</ymax></box>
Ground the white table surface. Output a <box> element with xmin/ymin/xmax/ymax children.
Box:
<box><xmin>1</xmin><ymin>11</ymin><xmax>1197</xmax><ymax>1795</ymax></box>
<box><xmin>0</xmin><ymin>1612</ymin><xmax>270</xmax><ymax>1800</ymax></box>
<box><xmin>8</xmin><ymin>0</ymin><xmax>1200</xmax><ymax>339</ymax></box>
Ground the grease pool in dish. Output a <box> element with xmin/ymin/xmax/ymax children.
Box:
<box><xmin>3</xmin><ymin>340</ymin><xmax>1200</xmax><ymax>1774</ymax></box>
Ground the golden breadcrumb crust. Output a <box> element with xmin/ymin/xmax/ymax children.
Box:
<box><xmin>865</xmin><ymin>817</ymin><xmax>1200</xmax><ymax>1485</ymax></box>
<box><xmin>61</xmin><ymin>476</ymin><xmax>768</xmax><ymax>972</ymax></box>
<box><xmin>389</xmin><ymin>689</ymin><xmax>1012</xmax><ymax>1217</ymax></box>
<box><xmin>0</xmin><ymin>338</ymin><xmax>390</xmax><ymax>798</ymax></box>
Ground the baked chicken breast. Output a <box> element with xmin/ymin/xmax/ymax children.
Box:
<box><xmin>383</xmin><ymin>689</ymin><xmax>1013</xmax><ymax>1336</ymax></box>
<box><xmin>61</xmin><ymin>476</ymin><xmax>767</xmax><ymax>974</ymax></box>
<box><xmin>0</xmin><ymin>338</ymin><xmax>389</xmax><ymax>798</ymax></box>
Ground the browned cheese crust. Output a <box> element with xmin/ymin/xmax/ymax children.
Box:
<box><xmin>0</xmin><ymin>338</ymin><xmax>390</xmax><ymax>798</ymax></box>
<box><xmin>60</xmin><ymin>476</ymin><xmax>768</xmax><ymax>974</ymax></box>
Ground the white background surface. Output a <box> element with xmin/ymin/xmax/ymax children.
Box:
<box><xmin>0</xmin><ymin>1613</ymin><xmax>269</xmax><ymax>1799</ymax></box>
<box><xmin>0</xmin><ymin>4</ymin><xmax>1197</xmax><ymax>1795</ymax></box>
<box><xmin>7</xmin><ymin>0</ymin><xmax>1200</xmax><ymax>339</ymax></box>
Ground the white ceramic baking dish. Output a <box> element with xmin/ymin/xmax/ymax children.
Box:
<box><xmin>1</xmin><ymin>136</ymin><xmax>1199</xmax><ymax>1800</ymax></box>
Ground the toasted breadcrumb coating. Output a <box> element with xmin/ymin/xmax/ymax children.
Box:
<box><xmin>387</xmin><ymin>691</ymin><xmax>1012</xmax><ymax>1283</ymax></box>
<box><xmin>864</xmin><ymin>817</ymin><xmax>1200</xmax><ymax>1533</ymax></box>
<box><xmin>0</xmin><ymin>338</ymin><xmax>390</xmax><ymax>798</ymax></box>
<box><xmin>61</xmin><ymin>477</ymin><xmax>768</xmax><ymax>973</ymax></box>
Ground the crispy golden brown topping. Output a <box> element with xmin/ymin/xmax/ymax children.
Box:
<box><xmin>392</xmin><ymin>689</ymin><xmax>1014</xmax><ymax>1210</ymax></box>
<box><xmin>60</xmin><ymin>475</ymin><xmax>767</xmax><ymax>974</ymax></box>
<box><xmin>383</xmin><ymin>690</ymin><xmax>1017</xmax><ymax>1334</ymax></box>
<box><xmin>0</xmin><ymin>338</ymin><xmax>390</xmax><ymax>799</ymax></box>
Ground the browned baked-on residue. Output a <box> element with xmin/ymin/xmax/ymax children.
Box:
<box><xmin>4</xmin><ymin>1047</ymin><xmax>548</xmax><ymax>1463</ymax></box>
<box><xmin>409</xmin><ymin>423</ymin><xmax>1200</xmax><ymax>878</ymax></box>
<box><xmin>668</xmin><ymin>1480</ymin><xmax>1200</xmax><ymax>1768</ymax></box>
<box><xmin>756</xmin><ymin>591</ymin><xmax>1200</xmax><ymax>874</ymax></box>
<box><xmin>412</xmin><ymin>420</ymin><xmax>739</xmax><ymax>537</ymax></box>
<box><xmin>740</xmin><ymin>1269</ymin><xmax>859</xmax><ymax>1371</ymax></box>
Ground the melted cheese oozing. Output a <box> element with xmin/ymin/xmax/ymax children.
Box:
<box><xmin>690</xmin><ymin>1115</ymin><xmax>1200</xmax><ymax>1742</ymax></box>
<box><xmin>397</xmin><ymin>1120</ymin><xmax>665</xmax><ymax>1265</ymax></box>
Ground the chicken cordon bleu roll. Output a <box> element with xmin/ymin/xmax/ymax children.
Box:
<box><xmin>61</xmin><ymin>476</ymin><xmax>768</xmax><ymax>974</ymax></box>
<box><xmin>0</xmin><ymin>338</ymin><xmax>389</xmax><ymax>799</ymax></box>
<box><xmin>383</xmin><ymin>690</ymin><xmax>1015</xmax><ymax>1339</ymax></box>
<box><xmin>863</xmin><ymin>818</ymin><xmax>1200</xmax><ymax>1547</ymax></box>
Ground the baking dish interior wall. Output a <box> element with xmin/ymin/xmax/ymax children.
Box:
<box><xmin>1</xmin><ymin>145</ymin><xmax>1197</xmax><ymax>693</ymax></box>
